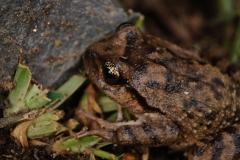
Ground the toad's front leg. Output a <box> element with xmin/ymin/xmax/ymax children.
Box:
<box><xmin>77</xmin><ymin>111</ymin><xmax>179</xmax><ymax>146</ymax></box>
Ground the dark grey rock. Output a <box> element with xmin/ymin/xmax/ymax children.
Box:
<box><xmin>0</xmin><ymin>0</ymin><xmax>139</xmax><ymax>89</ymax></box>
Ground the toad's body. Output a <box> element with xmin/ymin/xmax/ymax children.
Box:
<box><xmin>80</xmin><ymin>25</ymin><xmax>240</xmax><ymax>159</ymax></box>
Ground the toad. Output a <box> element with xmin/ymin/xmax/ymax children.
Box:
<box><xmin>79</xmin><ymin>24</ymin><xmax>240</xmax><ymax>159</ymax></box>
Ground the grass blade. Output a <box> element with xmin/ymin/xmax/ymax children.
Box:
<box><xmin>4</xmin><ymin>64</ymin><xmax>31</xmax><ymax>117</ymax></box>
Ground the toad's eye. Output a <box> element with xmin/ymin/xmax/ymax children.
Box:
<box><xmin>103</xmin><ymin>62</ymin><xmax>120</xmax><ymax>84</ymax></box>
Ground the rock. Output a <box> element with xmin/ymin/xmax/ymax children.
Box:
<box><xmin>0</xmin><ymin>0</ymin><xmax>139</xmax><ymax>89</ymax></box>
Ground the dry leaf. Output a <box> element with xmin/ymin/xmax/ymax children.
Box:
<box><xmin>87</xmin><ymin>85</ymin><xmax>102</xmax><ymax>115</ymax></box>
<box><xmin>29</xmin><ymin>139</ymin><xmax>47</xmax><ymax>146</ymax></box>
<box><xmin>122</xmin><ymin>152</ymin><xmax>138</xmax><ymax>160</ymax></box>
<box><xmin>11</xmin><ymin>120</ymin><xmax>33</xmax><ymax>147</ymax></box>
<box><xmin>65</xmin><ymin>119</ymin><xmax>79</xmax><ymax>130</ymax></box>
<box><xmin>77</xmin><ymin>85</ymin><xmax>102</xmax><ymax>129</ymax></box>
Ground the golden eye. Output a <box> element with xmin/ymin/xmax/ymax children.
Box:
<box><xmin>103</xmin><ymin>62</ymin><xmax>120</xmax><ymax>84</ymax></box>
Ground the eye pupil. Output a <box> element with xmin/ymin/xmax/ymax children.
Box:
<box><xmin>103</xmin><ymin>62</ymin><xmax>120</xmax><ymax>84</ymax></box>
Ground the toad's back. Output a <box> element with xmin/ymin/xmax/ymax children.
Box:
<box><xmin>129</xmin><ymin>33</ymin><xmax>240</xmax><ymax>139</ymax></box>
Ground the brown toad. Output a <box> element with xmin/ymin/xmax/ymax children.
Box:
<box><xmin>79</xmin><ymin>24</ymin><xmax>240</xmax><ymax>159</ymax></box>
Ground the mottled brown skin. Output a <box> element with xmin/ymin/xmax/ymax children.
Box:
<box><xmin>81</xmin><ymin>25</ymin><xmax>240</xmax><ymax>159</ymax></box>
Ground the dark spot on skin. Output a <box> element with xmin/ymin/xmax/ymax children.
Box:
<box><xmin>147</xmin><ymin>80</ymin><xmax>161</xmax><ymax>89</ymax></box>
<box><xmin>191</xmin><ymin>135</ymin><xmax>227</xmax><ymax>158</ymax></box>
<box><xmin>157</xmin><ymin>48</ymin><xmax>165</xmax><ymax>54</ymax></box>
<box><xmin>224</xmin><ymin>127</ymin><xmax>240</xmax><ymax>159</ymax></box>
<box><xmin>204</xmin><ymin>98</ymin><xmax>211</xmax><ymax>104</ymax></box>
<box><xmin>221</xmin><ymin>115</ymin><xmax>233</xmax><ymax>130</ymax></box>
<box><xmin>115</xmin><ymin>125</ymin><xmax>148</xmax><ymax>145</ymax></box>
<box><xmin>124</xmin><ymin>46</ymin><xmax>133</xmax><ymax>57</ymax></box>
<box><xmin>124</xmin><ymin>31</ymin><xmax>138</xmax><ymax>58</ymax></box>
<box><xmin>192</xmin><ymin>145</ymin><xmax>206</xmax><ymax>157</ymax></box>
<box><xmin>124</xmin><ymin>126</ymin><xmax>137</xmax><ymax>139</ymax></box>
<box><xmin>151</xmin><ymin>58</ymin><xmax>170</xmax><ymax>68</ymax></box>
<box><xmin>205</xmin><ymin>111</ymin><xmax>218</xmax><ymax>121</ymax></box>
<box><xmin>132</xmin><ymin>61</ymin><xmax>148</xmax><ymax>73</ymax></box>
<box><xmin>169</xmin><ymin>57</ymin><xmax>178</xmax><ymax>66</ymax></box>
<box><xmin>195</xmin><ymin>105</ymin><xmax>203</xmax><ymax>113</ymax></box>
<box><xmin>105</xmin><ymin>46</ymin><xmax>111</xmax><ymax>52</ymax></box>
<box><xmin>142</xmin><ymin>125</ymin><xmax>157</xmax><ymax>142</ymax></box>
<box><xmin>183</xmin><ymin>81</ymin><xmax>189</xmax><ymax>87</ymax></box>
<box><xmin>235</xmin><ymin>107</ymin><xmax>240</xmax><ymax>118</ymax></box>
<box><xmin>225</xmin><ymin>105</ymin><xmax>233</xmax><ymax>113</ymax></box>
<box><xmin>198</xmin><ymin>60</ymin><xmax>207</xmax><ymax>65</ymax></box>
<box><xmin>196</xmin><ymin>74</ymin><xmax>206</xmax><ymax>81</ymax></box>
<box><xmin>212</xmin><ymin>78</ymin><xmax>225</xmax><ymax>87</ymax></box>
<box><xmin>207</xmin><ymin>124</ymin><xmax>212</xmax><ymax>129</ymax></box>
<box><xmin>201</xmin><ymin>138</ymin><xmax>212</xmax><ymax>145</ymax></box>
<box><xmin>141</xmin><ymin>43</ymin><xmax>156</xmax><ymax>55</ymax></box>
<box><xmin>187</xmin><ymin>113</ymin><xmax>195</xmax><ymax>119</ymax></box>
<box><xmin>231</xmin><ymin>96</ymin><xmax>235</xmax><ymax>105</ymax></box>
<box><xmin>186</xmin><ymin>60</ymin><xmax>195</xmax><ymax>65</ymax></box>
<box><xmin>164</xmin><ymin>72</ymin><xmax>182</xmax><ymax>94</ymax></box>
<box><xmin>226</xmin><ymin>64</ymin><xmax>238</xmax><ymax>76</ymax></box>
<box><xmin>126</xmin><ymin>31</ymin><xmax>138</xmax><ymax>47</ymax></box>
<box><xmin>229</xmin><ymin>85</ymin><xmax>235</xmax><ymax>93</ymax></box>
<box><xmin>211</xmin><ymin>134</ymin><xmax>225</xmax><ymax>160</ymax></box>
<box><xmin>186</xmin><ymin>75</ymin><xmax>205</xmax><ymax>85</ymax></box>
<box><xmin>170</xmin><ymin>126</ymin><xmax>178</xmax><ymax>135</ymax></box>
<box><xmin>195</xmin><ymin>83</ymin><xmax>203</xmax><ymax>90</ymax></box>
<box><xmin>182</xmin><ymin>98</ymin><xmax>198</xmax><ymax>112</ymax></box>
<box><xmin>150</xmin><ymin>56</ymin><xmax>178</xmax><ymax>69</ymax></box>
<box><xmin>220</xmin><ymin>127</ymin><xmax>240</xmax><ymax>159</ymax></box>
<box><xmin>236</xmin><ymin>89</ymin><xmax>240</xmax><ymax>97</ymax></box>
<box><xmin>166</xmin><ymin>48</ymin><xmax>207</xmax><ymax>66</ymax></box>
<box><xmin>210</xmin><ymin>85</ymin><xmax>223</xmax><ymax>100</ymax></box>
<box><xmin>192</xmin><ymin>138</ymin><xmax>212</xmax><ymax>156</ymax></box>
<box><xmin>186</xmin><ymin>66</ymin><xmax>205</xmax><ymax>81</ymax></box>
<box><xmin>186</xmin><ymin>67</ymin><xmax>196</xmax><ymax>77</ymax></box>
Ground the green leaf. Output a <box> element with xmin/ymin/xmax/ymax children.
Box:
<box><xmin>27</xmin><ymin>110</ymin><xmax>64</xmax><ymax>138</ymax></box>
<box><xmin>123</xmin><ymin>108</ymin><xmax>131</xmax><ymax>121</ymax></box>
<box><xmin>89</xmin><ymin>148</ymin><xmax>116</xmax><ymax>160</ymax></box>
<box><xmin>27</xmin><ymin>119</ymin><xmax>59</xmax><ymax>138</ymax></box>
<box><xmin>23</xmin><ymin>84</ymin><xmax>51</xmax><ymax>110</ymax></box>
<box><xmin>45</xmin><ymin>91</ymin><xmax>65</xmax><ymax>107</ymax></box>
<box><xmin>59</xmin><ymin>136</ymin><xmax>116</xmax><ymax>159</ymax></box>
<box><xmin>217</xmin><ymin>0</ymin><xmax>234</xmax><ymax>15</ymax></box>
<box><xmin>59</xmin><ymin>136</ymin><xmax>101</xmax><ymax>153</ymax></box>
<box><xmin>4</xmin><ymin>64</ymin><xmax>32</xmax><ymax>117</ymax></box>
<box><xmin>98</xmin><ymin>95</ymin><xmax>117</xmax><ymax>113</ymax></box>
<box><xmin>34</xmin><ymin>110</ymin><xmax>64</xmax><ymax>122</ymax></box>
<box><xmin>135</xmin><ymin>15</ymin><xmax>145</xmax><ymax>31</ymax></box>
<box><xmin>231</xmin><ymin>19</ymin><xmax>240</xmax><ymax>65</ymax></box>
<box><xmin>46</xmin><ymin>75</ymin><xmax>87</xmax><ymax>112</ymax></box>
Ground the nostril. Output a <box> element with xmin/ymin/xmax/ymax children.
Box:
<box><xmin>85</xmin><ymin>51</ymin><xmax>98</xmax><ymax>58</ymax></box>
